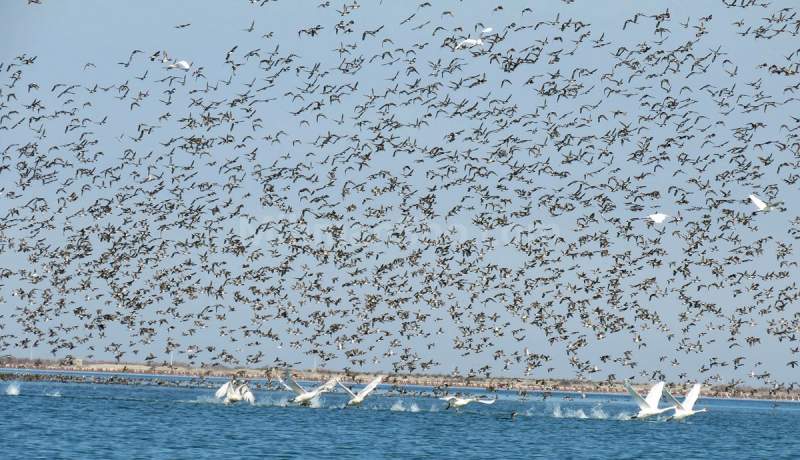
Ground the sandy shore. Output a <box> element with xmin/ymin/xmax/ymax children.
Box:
<box><xmin>1</xmin><ymin>358</ymin><xmax>797</xmax><ymax>401</ymax></box>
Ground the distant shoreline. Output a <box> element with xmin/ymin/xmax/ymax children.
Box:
<box><xmin>1</xmin><ymin>359</ymin><xmax>797</xmax><ymax>402</ymax></box>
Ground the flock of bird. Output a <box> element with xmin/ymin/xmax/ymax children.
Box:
<box><xmin>3</xmin><ymin>0</ymin><xmax>800</xmax><ymax>400</ymax></box>
<box><xmin>217</xmin><ymin>372</ymin><xmax>704</xmax><ymax>421</ymax></box>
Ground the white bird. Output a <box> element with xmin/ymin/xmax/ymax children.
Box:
<box><xmin>664</xmin><ymin>383</ymin><xmax>707</xmax><ymax>420</ymax></box>
<box><xmin>440</xmin><ymin>395</ymin><xmax>496</xmax><ymax>409</ymax></box>
<box><xmin>480</xmin><ymin>27</ymin><xmax>493</xmax><ymax>34</ymax></box>
<box><xmin>338</xmin><ymin>375</ymin><xmax>385</xmax><ymax>406</ymax></box>
<box><xmin>455</xmin><ymin>38</ymin><xmax>483</xmax><ymax>50</ymax></box>
<box><xmin>624</xmin><ymin>381</ymin><xmax>673</xmax><ymax>419</ymax></box>
<box><xmin>168</xmin><ymin>59</ymin><xmax>191</xmax><ymax>70</ymax></box>
<box><xmin>648</xmin><ymin>213</ymin><xmax>669</xmax><ymax>224</ymax></box>
<box><xmin>748</xmin><ymin>194</ymin><xmax>782</xmax><ymax>212</ymax></box>
<box><xmin>277</xmin><ymin>370</ymin><xmax>338</xmax><ymax>405</ymax></box>
<box><xmin>215</xmin><ymin>379</ymin><xmax>255</xmax><ymax>405</ymax></box>
<box><xmin>749</xmin><ymin>194</ymin><xmax>768</xmax><ymax>211</ymax></box>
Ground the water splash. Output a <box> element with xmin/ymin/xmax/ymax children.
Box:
<box><xmin>551</xmin><ymin>404</ymin><xmax>624</xmax><ymax>420</ymax></box>
<box><xmin>552</xmin><ymin>405</ymin><xmax>588</xmax><ymax>419</ymax></box>
<box><xmin>390</xmin><ymin>400</ymin><xmax>421</xmax><ymax>412</ymax></box>
<box><xmin>590</xmin><ymin>406</ymin><xmax>608</xmax><ymax>419</ymax></box>
<box><xmin>45</xmin><ymin>391</ymin><xmax>62</xmax><ymax>398</ymax></box>
<box><xmin>5</xmin><ymin>383</ymin><xmax>20</xmax><ymax>396</ymax></box>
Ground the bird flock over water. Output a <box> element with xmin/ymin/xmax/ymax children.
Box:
<box><xmin>3</xmin><ymin>0</ymin><xmax>800</xmax><ymax>399</ymax></box>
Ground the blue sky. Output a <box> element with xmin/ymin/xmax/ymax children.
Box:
<box><xmin>1</xmin><ymin>0</ymin><xmax>799</xmax><ymax>386</ymax></box>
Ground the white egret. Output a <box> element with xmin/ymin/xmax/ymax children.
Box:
<box><xmin>664</xmin><ymin>383</ymin><xmax>707</xmax><ymax>420</ymax></box>
<box><xmin>624</xmin><ymin>381</ymin><xmax>673</xmax><ymax>419</ymax></box>
<box><xmin>338</xmin><ymin>375</ymin><xmax>385</xmax><ymax>406</ymax></box>
<box><xmin>277</xmin><ymin>370</ymin><xmax>338</xmax><ymax>405</ymax></box>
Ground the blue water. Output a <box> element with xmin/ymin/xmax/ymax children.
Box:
<box><xmin>1</xmin><ymin>375</ymin><xmax>798</xmax><ymax>459</ymax></box>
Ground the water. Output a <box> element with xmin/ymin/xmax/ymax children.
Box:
<box><xmin>1</xmin><ymin>375</ymin><xmax>798</xmax><ymax>459</ymax></box>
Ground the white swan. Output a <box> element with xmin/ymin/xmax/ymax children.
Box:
<box><xmin>215</xmin><ymin>379</ymin><xmax>255</xmax><ymax>405</ymax></box>
<box><xmin>664</xmin><ymin>383</ymin><xmax>707</xmax><ymax>420</ymax></box>
<box><xmin>167</xmin><ymin>60</ymin><xmax>192</xmax><ymax>70</ymax></box>
<box><xmin>648</xmin><ymin>213</ymin><xmax>669</xmax><ymax>224</ymax></box>
<box><xmin>338</xmin><ymin>375</ymin><xmax>385</xmax><ymax>406</ymax></box>
<box><xmin>624</xmin><ymin>381</ymin><xmax>673</xmax><ymax>418</ymax></box>
<box><xmin>748</xmin><ymin>194</ymin><xmax>783</xmax><ymax>212</ymax></box>
<box><xmin>749</xmin><ymin>194</ymin><xmax>768</xmax><ymax>211</ymax></box>
<box><xmin>440</xmin><ymin>395</ymin><xmax>496</xmax><ymax>409</ymax></box>
<box><xmin>277</xmin><ymin>370</ymin><xmax>338</xmax><ymax>405</ymax></box>
<box><xmin>455</xmin><ymin>38</ymin><xmax>483</xmax><ymax>50</ymax></box>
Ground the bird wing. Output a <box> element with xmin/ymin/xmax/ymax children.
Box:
<box><xmin>279</xmin><ymin>371</ymin><xmax>307</xmax><ymax>395</ymax></box>
<box><xmin>623</xmin><ymin>381</ymin><xmax>649</xmax><ymax>410</ymax></box>
<box><xmin>241</xmin><ymin>387</ymin><xmax>256</xmax><ymax>405</ymax></box>
<box><xmin>645</xmin><ymin>382</ymin><xmax>665</xmax><ymax>409</ymax></box>
<box><xmin>662</xmin><ymin>388</ymin><xmax>685</xmax><ymax>411</ymax></box>
<box><xmin>683</xmin><ymin>384</ymin><xmax>701</xmax><ymax>411</ymax></box>
<box><xmin>749</xmin><ymin>194</ymin><xmax>767</xmax><ymax>210</ymax></box>
<box><xmin>476</xmin><ymin>398</ymin><xmax>496</xmax><ymax>405</ymax></box>
<box><xmin>316</xmin><ymin>377</ymin><xmax>339</xmax><ymax>393</ymax></box>
<box><xmin>356</xmin><ymin>375</ymin><xmax>384</xmax><ymax>399</ymax></box>
<box><xmin>439</xmin><ymin>396</ymin><xmax>455</xmax><ymax>401</ymax></box>
<box><xmin>337</xmin><ymin>380</ymin><xmax>357</xmax><ymax>398</ymax></box>
<box><xmin>215</xmin><ymin>381</ymin><xmax>231</xmax><ymax>399</ymax></box>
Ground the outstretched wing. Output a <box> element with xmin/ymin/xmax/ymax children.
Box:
<box><xmin>356</xmin><ymin>375</ymin><xmax>385</xmax><ymax>399</ymax></box>
<box><xmin>749</xmin><ymin>194</ymin><xmax>768</xmax><ymax>211</ymax></box>
<box><xmin>316</xmin><ymin>377</ymin><xmax>339</xmax><ymax>393</ymax></box>
<box><xmin>475</xmin><ymin>398</ymin><xmax>496</xmax><ymax>405</ymax></box>
<box><xmin>214</xmin><ymin>381</ymin><xmax>231</xmax><ymax>399</ymax></box>
<box><xmin>683</xmin><ymin>384</ymin><xmax>702</xmax><ymax>411</ymax></box>
<box><xmin>337</xmin><ymin>380</ymin><xmax>357</xmax><ymax>398</ymax></box>
<box><xmin>279</xmin><ymin>371</ymin><xmax>307</xmax><ymax>395</ymax></box>
<box><xmin>662</xmin><ymin>388</ymin><xmax>685</xmax><ymax>411</ymax></box>
<box><xmin>624</xmin><ymin>381</ymin><xmax>649</xmax><ymax>410</ymax></box>
<box><xmin>241</xmin><ymin>387</ymin><xmax>256</xmax><ymax>405</ymax></box>
<box><xmin>439</xmin><ymin>396</ymin><xmax>455</xmax><ymax>402</ymax></box>
<box><xmin>645</xmin><ymin>382</ymin><xmax>665</xmax><ymax>409</ymax></box>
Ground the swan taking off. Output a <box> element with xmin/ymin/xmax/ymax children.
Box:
<box><xmin>215</xmin><ymin>379</ymin><xmax>255</xmax><ymax>405</ymax></box>
<box><xmin>277</xmin><ymin>370</ymin><xmax>338</xmax><ymax>405</ymax></box>
<box><xmin>624</xmin><ymin>381</ymin><xmax>673</xmax><ymax>419</ymax></box>
<box><xmin>440</xmin><ymin>395</ymin><xmax>496</xmax><ymax>409</ymax></box>
<box><xmin>664</xmin><ymin>383</ymin><xmax>707</xmax><ymax>420</ymax></box>
<box><xmin>338</xmin><ymin>375</ymin><xmax>385</xmax><ymax>406</ymax></box>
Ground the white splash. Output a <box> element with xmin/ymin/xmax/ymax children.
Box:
<box><xmin>590</xmin><ymin>406</ymin><xmax>609</xmax><ymax>419</ymax></box>
<box><xmin>552</xmin><ymin>404</ymin><xmax>617</xmax><ymax>420</ymax></box>
<box><xmin>5</xmin><ymin>383</ymin><xmax>20</xmax><ymax>396</ymax></box>
<box><xmin>390</xmin><ymin>400</ymin><xmax>419</xmax><ymax>412</ymax></box>
<box><xmin>45</xmin><ymin>391</ymin><xmax>61</xmax><ymax>398</ymax></box>
<box><xmin>552</xmin><ymin>404</ymin><xmax>588</xmax><ymax>419</ymax></box>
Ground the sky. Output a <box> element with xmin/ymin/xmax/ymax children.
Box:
<box><xmin>1</xmin><ymin>0</ymin><xmax>799</xmax><ymax>385</ymax></box>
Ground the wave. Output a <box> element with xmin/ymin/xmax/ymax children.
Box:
<box><xmin>45</xmin><ymin>390</ymin><xmax>61</xmax><ymax>397</ymax></box>
<box><xmin>5</xmin><ymin>383</ymin><xmax>20</xmax><ymax>396</ymax></box>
